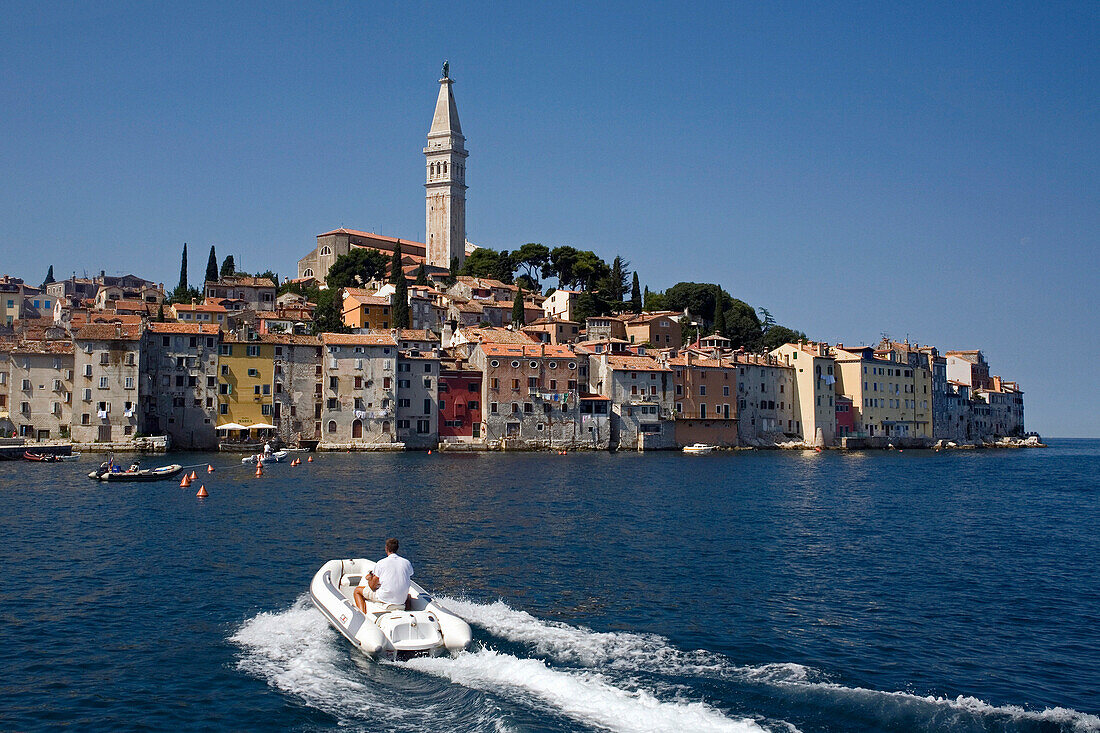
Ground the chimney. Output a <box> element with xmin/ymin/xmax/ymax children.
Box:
<box><xmin>115</xmin><ymin>323</ymin><xmax>122</xmax><ymax>338</ymax></box>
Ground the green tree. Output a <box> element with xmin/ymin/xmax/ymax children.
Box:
<box><xmin>220</xmin><ymin>255</ymin><xmax>235</xmax><ymax>278</ymax></box>
<box><xmin>712</xmin><ymin>299</ymin><xmax>726</xmax><ymax>337</ymax></box>
<box><xmin>762</xmin><ymin>325</ymin><xmax>807</xmax><ymax>352</ymax></box>
<box><xmin>601</xmin><ymin>255</ymin><xmax>629</xmax><ymax>307</ymax></box>
<box><xmin>493</xmin><ymin>249</ymin><xmax>515</xmax><ymax>284</ymax></box>
<box><xmin>460</xmin><ymin>247</ymin><xmax>503</xmax><ymax>279</ymax></box>
<box><xmin>573</xmin><ymin>291</ymin><xmax>611</xmax><ymax>323</ymax></box>
<box><xmin>724</xmin><ymin>298</ymin><xmax>764</xmax><ymax>351</ymax></box>
<box><xmin>572</xmin><ymin>250</ymin><xmax>609</xmax><ymax>291</ymax></box>
<box><xmin>513</xmin><ymin>243</ymin><xmax>550</xmax><ymax>287</ymax></box>
<box><xmin>644</xmin><ymin>287</ymin><xmax>666</xmax><ymax>311</ymax></box>
<box><xmin>547</xmin><ymin>246</ymin><xmax>579</xmax><ymax>289</ymax></box>
<box><xmin>311</xmin><ymin>288</ymin><xmax>350</xmax><ymax>335</ymax></box>
<box><xmin>205</xmin><ymin>245</ymin><xmax>219</xmax><ymax>283</ymax></box>
<box><xmin>42</xmin><ymin>265</ymin><xmax>55</xmax><ymax>287</ymax></box>
<box><xmin>630</xmin><ymin>273</ymin><xmax>642</xmax><ymax>313</ymax></box>
<box><xmin>326</xmin><ymin>248</ymin><xmax>389</xmax><ymax>290</ymax></box>
<box><xmin>156</xmin><ymin>303</ymin><xmax>165</xmax><ymax>322</ymax></box>
<box><xmin>511</xmin><ymin>287</ymin><xmax>525</xmax><ymax>326</ymax></box>
<box><xmin>414</xmin><ymin>263</ymin><xmax>428</xmax><ymax>286</ymax></box>
<box><xmin>389</xmin><ymin>242</ymin><xmax>403</xmax><ymax>285</ymax></box>
<box><xmin>665</xmin><ymin>282</ymin><xmax>725</xmax><ymax>321</ymax></box>
<box><xmin>514</xmin><ymin>274</ymin><xmax>539</xmax><ymax>293</ymax></box>
<box><xmin>391</xmin><ymin>276</ymin><xmax>409</xmax><ymax>329</ymax></box>
<box><xmin>178</xmin><ymin>243</ymin><xmax>189</xmax><ymax>292</ymax></box>
<box><xmin>447</xmin><ymin>255</ymin><xmax>459</xmax><ymax>285</ymax></box>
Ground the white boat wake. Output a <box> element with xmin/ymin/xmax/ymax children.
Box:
<box><xmin>231</xmin><ymin>594</ymin><xmax>1099</xmax><ymax>733</ymax></box>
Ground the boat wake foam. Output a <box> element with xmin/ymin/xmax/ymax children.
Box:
<box><xmin>404</xmin><ymin>649</ymin><xmax>764</xmax><ymax>733</ymax></box>
<box><xmin>438</xmin><ymin>595</ymin><xmax>1100</xmax><ymax>733</ymax></box>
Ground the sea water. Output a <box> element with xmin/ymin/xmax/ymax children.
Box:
<box><xmin>1</xmin><ymin>441</ymin><xmax>1097</xmax><ymax>731</ymax></box>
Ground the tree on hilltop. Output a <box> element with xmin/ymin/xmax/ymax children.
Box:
<box><xmin>205</xmin><ymin>246</ymin><xmax>219</xmax><ymax>282</ymax></box>
<box><xmin>630</xmin><ymin>273</ymin><xmax>642</xmax><ymax>313</ymax></box>
<box><xmin>414</xmin><ymin>263</ymin><xmax>428</xmax><ymax>286</ymax></box>
<box><xmin>389</xmin><ymin>242</ymin><xmax>403</xmax><ymax>285</ymax></box>
<box><xmin>42</xmin><ymin>265</ymin><xmax>55</xmax><ymax>287</ymax></box>
<box><xmin>392</xmin><ymin>275</ymin><xmax>410</xmax><ymax>329</ymax></box>
<box><xmin>178</xmin><ymin>243</ymin><xmax>188</xmax><ymax>292</ymax></box>
<box><xmin>220</xmin><ymin>255</ymin><xmax>235</xmax><ymax>278</ymax></box>
<box><xmin>326</xmin><ymin>249</ymin><xmax>388</xmax><ymax>290</ymax></box>
<box><xmin>511</xmin><ymin>287</ymin><xmax>525</xmax><ymax>327</ymax></box>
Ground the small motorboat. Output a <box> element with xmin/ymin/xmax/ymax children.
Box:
<box><xmin>88</xmin><ymin>463</ymin><xmax>184</xmax><ymax>482</ymax></box>
<box><xmin>310</xmin><ymin>558</ymin><xmax>472</xmax><ymax>660</ymax></box>
<box><xmin>241</xmin><ymin>450</ymin><xmax>288</xmax><ymax>464</ymax></box>
<box><xmin>57</xmin><ymin>453</ymin><xmax>82</xmax><ymax>461</ymax></box>
<box><xmin>682</xmin><ymin>443</ymin><xmax>717</xmax><ymax>454</ymax></box>
<box><xmin>24</xmin><ymin>451</ymin><xmax>61</xmax><ymax>462</ymax></box>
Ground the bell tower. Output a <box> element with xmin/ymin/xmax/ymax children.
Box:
<box><xmin>424</xmin><ymin>61</ymin><xmax>467</xmax><ymax>270</ymax></box>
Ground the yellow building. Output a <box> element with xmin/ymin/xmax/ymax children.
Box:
<box><xmin>771</xmin><ymin>341</ymin><xmax>837</xmax><ymax>446</ymax></box>
<box><xmin>342</xmin><ymin>288</ymin><xmax>392</xmax><ymax>330</ymax></box>
<box><xmin>833</xmin><ymin>346</ymin><xmax>932</xmax><ymax>439</ymax></box>
<box><xmin>217</xmin><ymin>334</ymin><xmax>274</xmax><ymax>429</ymax></box>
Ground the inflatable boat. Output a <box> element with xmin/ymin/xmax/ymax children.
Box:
<box><xmin>309</xmin><ymin>558</ymin><xmax>472</xmax><ymax>659</ymax></box>
<box><xmin>241</xmin><ymin>451</ymin><xmax>288</xmax><ymax>464</ymax></box>
<box><xmin>88</xmin><ymin>463</ymin><xmax>184</xmax><ymax>482</ymax></box>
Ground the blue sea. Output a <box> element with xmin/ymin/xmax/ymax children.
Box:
<box><xmin>1</xmin><ymin>441</ymin><xmax>1097</xmax><ymax>732</ymax></box>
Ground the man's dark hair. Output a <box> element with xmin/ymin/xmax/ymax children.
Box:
<box><xmin>386</xmin><ymin>537</ymin><xmax>399</xmax><ymax>553</ymax></box>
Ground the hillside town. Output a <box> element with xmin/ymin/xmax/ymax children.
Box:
<box><xmin>0</xmin><ymin>66</ymin><xmax>1028</xmax><ymax>453</ymax></box>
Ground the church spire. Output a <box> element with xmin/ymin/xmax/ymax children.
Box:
<box><xmin>429</xmin><ymin>60</ymin><xmax>462</xmax><ymax>138</ymax></box>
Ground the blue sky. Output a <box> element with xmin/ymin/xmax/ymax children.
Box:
<box><xmin>1</xmin><ymin>1</ymin><xmax>1097</xmax><ymax>436</ymax></box>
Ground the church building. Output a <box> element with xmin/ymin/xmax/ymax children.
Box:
<box><xmin>297</xmin><ymin>63</ymin><xmax>470</xmax><ymax>283</ymax></box>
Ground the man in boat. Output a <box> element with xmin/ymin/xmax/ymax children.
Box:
<box><xmin>354</xmin><ymin>537</ymin><xmax>413</xmax><ymax>613</ymax></box>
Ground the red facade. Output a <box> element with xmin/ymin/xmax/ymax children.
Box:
<box><xmin>439</xmin><ymin>370</ymin><xmax>483</xmax><ymax>438</ymax></box>
<box><xmin>835</xmin><ymin>395</ymin><xmax>855</xmax><ymax>437</ymax></box>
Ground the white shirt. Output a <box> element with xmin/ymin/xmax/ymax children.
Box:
<box><xmin>362</xmin><ymin>553</ymin><xmax>413</xmax><ymax>606</ymax></box>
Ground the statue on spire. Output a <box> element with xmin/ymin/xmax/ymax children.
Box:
<box><xmin>442</xmin><ymin>60</ymin><xmax>449</xmax><ymax>79</ymax></box>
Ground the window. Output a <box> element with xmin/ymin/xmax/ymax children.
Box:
<box><xmin>699</xmin><ymin>385</ymin><xmax>706</xmax><ymax>395</ymax></box>
<box><xmin>490</xmin><ymin>402</ymin><xmax>498</xmax><ymax>414</ymax></box>
<box><xmin>327</xmin><ymin>420</ymin><xmax>337</xmax><ymax>433</ymax></box>
<box><xmin>424</xmin><ymin>378</ymin><xmax>432</xmax><ymax>389</ymax></box>
<box><xmin>99</xmin><ymin>376</ymin><xmax>109</xmax><ymax>389</ymax></box>
<box><xmin>248</xmin><ymin>368</ymin><xmax>259</xmax><ymax>377</ymax></box>
<box><xmin>423</xmin><ymin>363</ymin><xmax>432</xmax><ymax>373</ymax></box>
<box><xmin>261</xmin><ymin>404</ymin><xmax>272</xmax><ymax>416</ymax></box>
<box><xmin>254</xmin><ymin>385</ymin><xmax>261</xmax><ymax>395</ymax></box>
<box><xmin>397</xmin><ymin>398</ymin><xmax>410</xmax><ymax>408</ymax></box>
<box><xmin>83</xmin><ymin>364</ymin><xmax>92</xmax><ymax>377</ymax></box>
<box><xmin>247</xmin><ymin>345</ymin><xmax>259</xmax><ymax>357</ymax></box>
<box><xmin>82</xmin><ymin>388</ymin><xmax>91</xmax><ymax>401</ymax></box>
<box><xmin>329</xmin><ymin>376</ymin><xmax>339</xmax><ymax>390</ymax></box>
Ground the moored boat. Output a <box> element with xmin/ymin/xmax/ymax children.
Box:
<box><xmin>88</xmin><ymin>463</ymin><xmax>184</xmax><ymax>482</ymax></box>
<box><xmin>24</xmin><ymin>451</ymin><xmax>61</xmax><ymax>462</ymax></box>
<box><xmin>310</xmin><ymin>558</ymin><xmax>472</xmax><ymax>660</ymax></box>
<box><xmin>682</xmin><ymin>443</ymin><xmax>717</xmax><ymax>454</ymax></box>
<box><xmin>242</xmin><ymin>450</ymin><xmax>288</xmax><ymax>464</ymax></box>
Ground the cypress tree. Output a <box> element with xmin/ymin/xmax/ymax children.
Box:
<box><xmin>392</xmin><ymin>274</ymin><xmax>409</xmax><ymax>329</ymax></box>
<box><xmin>630</xmin><ymin>272</ymin><xmax>642</xmax><ymax>313</ymax></box>
<box><xmin>156</xmin><ymin>303</ymin><xmax>165</xmax><ymax>322</ymax></box>
<box><xmin>43</xmin><ymin>265</ymin><xmax>55</xmax><ymax>286</ymax></box>
<box><xmin>205</xmin><ymin>245</ymin><xmax>219</xmax><ymax>282</ymax></box>
<box><xmin>415</xmin><ymin>263</ymin><xmax>428</xmax><ymax>286</ymax></box>
<box><xmin>389</xmin><ymin>242</ymin><xmax>403</xmax><ymax>285</ymax></box>
<box><xmin>220</xmin><ymin>255</ymin><xmax>235</xmax><ymax>278</ymax></box>
<box><xmin>447</xmin><ymin>255</ymin><xmax>459</xmax><ymax>285</ymax></box>
<box><xmin>178</xmin><ymin>243</ymin><xmax>188</xmax><ymax>292</ymax></box>
<box><xmin>512</xmin><ymin>287</ymin><xmax>525</xmax><ymax>327</ymax></box>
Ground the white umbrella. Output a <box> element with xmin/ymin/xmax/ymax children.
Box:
<box><xmin>249</xmin><ymin>423</ymin><xmax>277</xmax><ymax>430</ymax></box>
<box><xmin>217</xmin><ymin>422</ymin><xmax>247</xmax><ymax>431</ymax></box>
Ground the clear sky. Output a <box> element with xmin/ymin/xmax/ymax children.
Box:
<box><xmin>1</xmin><ymin>1</ymin><xmax>1097</xmax><ymax>436</ymax></box>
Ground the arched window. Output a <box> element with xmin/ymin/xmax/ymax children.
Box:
<box><xmin>303</xmin><ymin>268</ymin><xmax>314</xmax><ymax>278</ymax></box>
<box><xmin>443</xmin><ymin>162</ymin><xmax>448</xmax><ymax>175</ymax></box>
<box><xmin>327</xmin><ymin>420</ymin><xmax>337</xmax><ymax>433</ymax></box>
<box><xmin>319</xmin><ymin>246</ymin><xmax>331</xmax><ymax>256</ymax></box>
<box><xmin>382</xmin><ymin>420</ymin><xmax>390</xmax><ymax>434</ymax></box>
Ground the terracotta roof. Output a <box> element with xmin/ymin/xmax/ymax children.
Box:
<box><xmin>605</xmin><ymin>355</ymin><xmax>670</xmax><ymax>372</ymax></box>
<box><xmin>479</xmin><ymin>343</ymin><xmax>576</xmax><ymax>358</ymax></box>
<box><xmin>459</xmin><ymin>327</ymin><xmax>538</xmax><ymax>345</ymax></box>
<box><xmin>321</xmin><ymin>332</ymin><xmax>397</xmax><ymax>346</ymax></box>
<box><xmin>320</xmin><ymin>229</ymin><xmax>426</xmax><ymax>248</ymax></box>
<box><xmin>395</xmin><ymin>329</ymin><xmax>439</xmax><ymax>341</ymax></box>
<box><xmin>666</xmin><ymin>355</ymin><xmax>733</xmax><ymax>369</ymax></box>
<box><xmin>100</xmin><ymin>298</ymin><xmax>154</xmax><ymax>312</ymax></box>
<box><xmin>622</xmin><ymin>311</ymin><xmax>680</xmax><ymax>324</ymax></box>
<box><xmin>145</xmin><ymin>322</ymin><xmax>220</xmax><ymax>335</ymax></box>
<box><xmin>74</xmin><ymin>324</ymin><xmax>141</xmax><ymax>341</ymax></box>
<box><xmin>258</xmin><ymin>333</ymin><xmax>322</xmax><ymax>346</ymax></box>
<box><xmin>12</xmin><ymin>340</ymin><xmax>74</xmax><ymax>355</ymax></box>
<box><xmin>344</xmin><ymin>293</ymin><xmax>390</xmax><ymax>306</ymax></box>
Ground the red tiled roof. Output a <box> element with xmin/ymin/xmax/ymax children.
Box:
<box><xmin>74</xmin><ymin>324</ymin><xmax>141</xmax><ymax>341</ymax></box>
<box><xmin>174</xmin><ymin>302</ymin><xmax>227</xmax><ymax>313</ymax></box>
<box><xmin>321</xmin><ymin>332</ymin><xmax>397</xmax><ymax>346</ymax></box>
<box><xmin>605</xmin><ymin>355</ymin><xmax>670</xmax><ymax>372</ymax></box>
<box><xmin>479</xmin><ymin>343</ymin><xmax>576</xmax><ymax>358</ymax></box>
<box><xmin>459</xmin><ymin>327</ymin><xmax>538</xmax><ymax>345</ymax></box>
<box><xmin>145</xmin><ymin>322</ymin><xmax>220</xmax><ymax>335</ymax></box>
<box><xmin>12</xmin><ymin>340</ymin><xmax>74</xmax><ymax>355</ymax></box>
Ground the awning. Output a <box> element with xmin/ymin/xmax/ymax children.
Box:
<box><xmin>249</xmin><ymin>423</ymin><xmax>276</xmax><ymax>430</ymax></box>
<box><xmin>216</xmin><ymin>422</ymin><xmax>247</xmax><ymax>431</ymax></box>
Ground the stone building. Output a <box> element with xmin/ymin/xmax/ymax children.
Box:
<box><xmin>666</xmin><ymin>352</ymin><xmax>738</xmax><ymax>447</ymax></box>
<box><xmin>396</xmin><ymin>349</ymin><xmax>440</xmax><ymax>449</ymax></box>
<box><xmin>140</xmin><ymin>323</ymin><xmax>221</xmax><ymax>450</ymax></box>
<box><xmin>622</xmin><ymin>311</ymin><xmax>682</xmax><ymax>350</ymax></box>
<box><xmin>72</xmin><ymin>324</ymin><xmax>141</xmax><ymax>444</ymax></box>
<box><xmin>9</xmin><ymin>337</ymin><xmax>74</xmax><ymax>440</ymax></box>
<box><xmin>589</xmin><ymin>353</ymin><xmax>676</xmax><ymax>450</ymax></box>
<box><xmin>833</xmin><ymin>346</ymin><xmax>932</xmax><ymax>440</ymax></box>
<box><xmin>975</xmin><ymin>377</ymin><xmax>1025</xmax><ymax>438</ymax></box>
<box><xmin>522</xmin><ymin>318</ymin><xmax>581</xmax><ymax>345</ymax></box>
<box><xmin>438</xmin><ymin>355</ymin><xmax>483</xmax><ymax>444</ymax></box>
<box><xmin>471</xmin><ymin>342</ymin><xmax>586</xmax><ymax>448</ymax></box>
<box><xmin>204</xmin><ymin>275</ymin><xmax>276</xmax><ymax>311</ymax></box>
<box><xmin>771</xmin><ymin>342</ymin><xmax>837</xmax><ymax>446</ymax></box>
<box><xmin>298</xmin><ymin>229</ymin><xmax>426</xmax><ymax>283</ymax></box>
<box><xmin>268</xmin><ymin>334</ymin><xmax>323</xmax><ymax>446</ymax></box>
<box><xmin>733</xmin><ymin>353</ymin><xmax>797</xmax><ymax>443</ymax></box>
<box><xmin>585</xmin><ymin>316</ymin><xmax>627</xmax><ymax>342</ymax></box>
<box><xmin>320</xmin><ymin>332</ymin><xmax>398</xmax><ymax>447</ymax></box>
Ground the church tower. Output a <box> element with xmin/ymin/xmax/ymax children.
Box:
<box><xmin>424</xmin><ymin>61</ymin><xmax>467</xmax><ymax>270</ymax></box>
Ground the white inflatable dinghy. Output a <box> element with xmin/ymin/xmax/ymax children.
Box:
<box><xmin>241</xmin><ymin>450</ymin><xmax>288</xmax><ymax>464</ymax></box>
<box><xmin>309</xmin><ymin>558</ymin><xmax>472</xmax><ymax>659</ymax></box>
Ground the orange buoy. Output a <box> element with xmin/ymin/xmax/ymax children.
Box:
<box><xmin>207</xmin><ymin>464</ymin><xmax>215</xmax><ymax>473</ymax></box>
<box><xmin>196</xmin><ymin>485</ymin><xmax>208</xmax><ymax>498</ymax></box>
<box><xmin>180</xmin><ymin>475</ymin><xmax>191</xmax><ymax>488</ymax></box>
<box><xmin>255</xmin><ymin>464</ymin><xmax>263</xmax><ymax>477</ymax></box>
<box><xmin>190</xmin><ymin>470</ymin><xmax>197</xmax><ymax>480</ymax></box>
<box><xmin>307</xmin><ymin>456</ymin><xmax>313</xmax><ymax>463</ymax></box>
<box><xmin>427</xmin><ymin>450</ymin><xmax>432</xmax><ymax>455</ymax></box>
